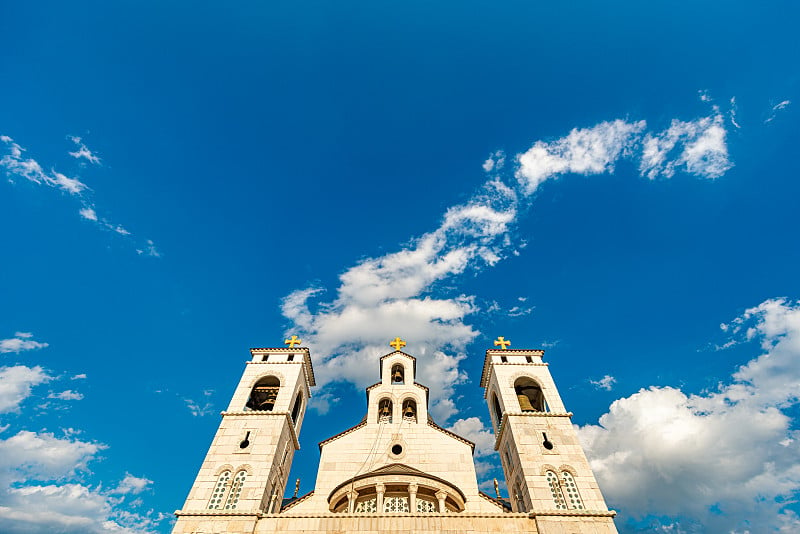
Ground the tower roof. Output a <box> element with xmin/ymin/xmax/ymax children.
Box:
<box><xmin>479</xmin><ymin>348</ymin><xmax>545</xmax><ymax>388</ymax></box>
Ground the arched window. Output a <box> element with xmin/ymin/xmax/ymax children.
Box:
<box><xmin>378</xmin><ymin>398</ymin><xmax>393</xmax><ymax>423</ymax></box>
<box><xmin>491</xmin><ymin>393</ymin><xmax>503</xmax><ymax>429</ymax></box>
<box><xmin>391</xmin><ymin>364</ymin><xmax>405</xmax><ymax>384</ymax></box>
<box><xmin>291</xmin><ymin>393</ymin><xmax>302</xmax><ymax>424</ymax></box>
<box><xmin>561</xmin><ymin>471</ymin><xmax>584</xmax><ymax>509</ymax></box>
<box><xmin>208</xmin><ymin>470</ymin><xmax>231</xmax><ymax>509</ymax></box>
<box><xmin>546</xmin><ymin>470</ymin><xmax>567</xmax><ymax>509</ymax></box>
<box><xmin>401</xmin><ymin>399</ymin><xmax>417</xmax><ymax>422</ymax></box>
<box><xmin>416</xmin><ymin>496</ymin><xmax>437</xmax><ymax>512</ymax></box>
<box><xmin>246</xmin><ymin>376</ymin><xmax>280</xmax><ymax>411</ymax></box>
<box><xmin>224</xmin><ymin>470</ymin><xmax>247</xmax><ymax>509</ymax></box>
<box><xmin>514</xmin><ymin>377</ymin><xmax>546</xmax><ymax>412</ymax></box>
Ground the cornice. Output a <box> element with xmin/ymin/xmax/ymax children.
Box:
<box><xmin>427</xmin><ymin>420</ymin><xmax>475</xmax><ymax>451</ymax></box>
<box><xmin>249</xmin><ymin>347</ymin><xmax>316</xmax><ymax>387</ymax></box>
<box><xmin>480</xmin><ymin>349</ymin><xmax>546</xmax><ymax>388</ymax></box>
<box><xmin>530</xmin><ymin>509</ymin><xmax>617</xmax><ymax>518</ymax></box>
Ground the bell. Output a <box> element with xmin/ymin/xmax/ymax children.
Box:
<box><xmin>380</xmin><ymin>404</ymin><xmax>391</xmax><ymax>416</ymax></box>
<box><xmin>392</xmin><ymin>369</ymin><xmax>404</xmax><ymax>382</ymax></box>
<box><xmin>517</xmin><ymin>394</ymin><xmax>535</xmax><ymax>412</ymax></box>
<box><xmin>403</xmin><ymin>405</ymin><xmax>415</xmax><ymax>418</ymax></box>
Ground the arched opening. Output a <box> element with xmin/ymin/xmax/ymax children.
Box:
<box><xmin>378</xmin><ymin>398</ymin><xmax>393</xmax><ymax>423</ymax></box>
<box><xmin>401</xmin><ymin>398</ymin><xmax>417</xmax><ymax>422</ymax></box>
<box><xmin>514</xmin><ymin>377</ymin><xmax>546</xmax><ymax>412</ymax></box>
<box><xmin>291</xmin><ymin>393</ymin><xmax>302</xmax><ymax>424</ymax></box>
<box><xmin>491</xmin><ymin>393</ymin><xmax>502</xmax><ymax>429</ymax></box>
<box><xmin>246</xmin><ymin>376</ymin><xmax>280</xmax><ymax>411</ymax></box>
<box><xmin>390</xmin><ymin>364</ymin><xmax>405</xmax><ymax>384</ymax></box>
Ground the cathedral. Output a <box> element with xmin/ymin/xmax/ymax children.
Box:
<box><xmin>172</xmin><ymin>337</ymin><xmax>618</xmax><ymax>533</ymax></box>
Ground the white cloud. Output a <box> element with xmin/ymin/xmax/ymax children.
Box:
<box><xmin>578</xmin><ymin>297</ymin><xmax>800</xmax><ymax>532</ymax></box>
<box><xmin>639</xmin><ymin>111</ymin><xmax>732</xmax><ymax>179</ymax></box>
<box><xmin>0</xmin><ymin>333</ymin><xmax>49</xmax><ymax>354</ymax></box>
<box><xmin>0</xmin><ymin>136</ymin><xmax>88</xmax><ymax>195</ymax></box>
<box><xmin>729</xmin><ymin>96</ymin><xmax>741</xmax><ymax>129</ymax></box>
<box><xmin>135</xmin><ymin>240</ymin><xmax>160</xmax><ymax>258</ymax></box>
<box><xmin>284</xmin><ymin>107</ymin><xmax>732</xmax><ymax>424</ymax></box>
<box><xmin>2</xmin><ymin>134</ymin><xmax>159</xmax><ymax>255</ymax></box>
<box><xmin>765</xmin><ymin>99</ymin><xmax>791</xmax><ymax>123</ymax></box>
<box><xmin>515</xmin><ymin>119</ymin><xmax>646</xmax><ymax>195</ymax></box>
<box><xmin>0</xmin><ymin>366</ymin><xmax>51</xmax><ymax>413</ymax></box>
<box><xmin>590</xmin><ymin>375</ymin><xmax>616</xmax><ymax>391</ymax></box>
<box><xmin>67</xmin><ymin>136</ymin><xmax>101</xmax><ymax>165</ymax></box>
<box><xmin>183</xmin><ymin>389</ymin><xmax>214</xmax><ymax>417</ymax></box>
<box><xmin>447</xmin><ymin>416</ymin><xmax>495</xmax><ymax>457</ymax></box>
<box><xmin>71</xmin><ymin>374</ymin><xmax>87</xmax><ymax>380</ymax></box>
<box><xmin>48</xmin><ymin>390</ymin><xmax>84</xmax><ymax>401</ymax></box>
<box><xmin>79</xmin><ymin>207</ymin><xmax>98</xmax><ymax>221</ymax></box>
<box><xmin>112</xmin><ymin>474</ymin><xmax>152</xmax><ymax>495</ymax></box>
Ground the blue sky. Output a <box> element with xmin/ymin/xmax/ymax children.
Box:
<box><xmin>1</xmin><ymin>1</ymin><xmax>798</xmax><ymax>532</ymax></box>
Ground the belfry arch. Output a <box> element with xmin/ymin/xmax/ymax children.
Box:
<box><xmin>245</xmin><ymin>375</ymin><xmax>280</xmax><ymax>411</ymax></box>
<box><xmin>514</xmin><ymin>377</ymin><xmax>546</xmax><ymax>412</ymax></box>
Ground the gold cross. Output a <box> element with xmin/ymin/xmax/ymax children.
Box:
<box><xmin>389</xmin><ymin>337</ymin><xmax>406</xmax><ymax>351</ymax></box>
<box><xmin>284</xmin><ymin>335</ymin><xmax>302</xmax><ymax>348</ymax></box>
<box><xmin>494</xmin><ymin>336</ymin><xmax>511</xmax><ymax>350</ymax></box>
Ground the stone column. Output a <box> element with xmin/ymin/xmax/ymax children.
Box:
<box><xmin>376</xmin><ymin>483</ymin><xmax>386</xmax><ymax>512</ymax></box>
<box><xmin>408</xmin><ymin>483</ymin><xmax>418</xmax><ymax>513</ymax></box>
<box><xmin>347</xmin><ymin>490</ymin><xmax>358</xmax><ymax>513</ymax></box>
<box><xmin>435</xmin><ymin>490</ymin><xmax>448</xmax><ymax>513</ymax></box>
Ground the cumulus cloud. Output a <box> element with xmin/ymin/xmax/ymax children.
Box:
<box><xmin>0</xmin><ymin>332</ymin><xmax>49</xmax><ymax>354</ymax></box>
<box><xmin>67</xmin><ymin>136</ymin><xmax>101</xmax><ymax>165</ymax></box>
<box><xmin>578</xmin><ymin>297</ymin><xmax>800</xmax><ymax>532</ymax></box>
<box><xmin>283</xmin><ymin>107</ymin><xmax>733</xmax><ymax>423</ymax></box>
<box><xmin>447</xmin><ymin>416</ymin><xmax>495</xmax><ymax>458</ymax></box>
<box><xmin>112</xmin><ymin>474</ymin><xmax>153</xmax><ymax>495</ymax></box>
<box><xmin>0</xmin><ymin>366</ymin><xmax>51</xmax><ymax>413</ymax></box>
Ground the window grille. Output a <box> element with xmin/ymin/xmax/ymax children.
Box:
<box><xmin>355</xmin><ymin>498</ymin><xmax>377</xmax><ymax>512</ymax></box>
<box><xmin>383</xmin><ymin>496</ymin><xmax>409</xmax><ymax>512</ymax></box>
<box><xmin>416</xmin><ymin>497</ymin><xmax>437</xmax><ymax>512</ymax></box>
<box><xmin>208</xmin><ymin>470</ymin><xmax>231</xmax><ymax>509</ymax></box>
<box><xmin>546</xmin><ymin>470</ymin><xmax>567</xmax><ymax>509</ymax></box>
<box><xmin>561</xmin><ymin>471</ymin><xmax>584</xmax><ymax>509</ymax></box>
<box><xmin>224</xmin><ymin>470</ymin><xmax>247</xmax><ymax>509</ymax></box>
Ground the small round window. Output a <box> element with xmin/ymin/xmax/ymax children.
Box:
<box><xmin>391</xmin><ymin>444</ymin><xmax>403</xmax><ymax>455</ymax></box>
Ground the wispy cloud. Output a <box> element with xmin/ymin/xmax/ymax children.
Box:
<box><xmin>47</xmin><ymin>390</ymin><xmax>84</xmax><ymax>401</ymax></box>
<box><xmin>283</xmin><ymin>107</ymin><xmax>733</xmax><ymax>423</ymax></box>
<box><xmin>1</xmin><ymin>135</ymin><xmax>158</xmax><ymax>256</ymax></box>
<box><xmin>765</xmin><ymin>99</ymin><xmax>791</xmax><ymax>123</ymax></box>
<box><xmin>183</xmin><ymin>389</ymin><xmax>214</xmax><ymax>417</ymax></box>
<box><xmin>578</xmin><ymin>297</ymin><xmax>800</xmax><ymax>532</ymax></box>
<box><xmin>67</xmin><ymin>136</ymin><xmax>101</xmax><ymax>165</ymax></box>
<box><xmin>0</xmin><ymin>332</ymin><xmax>49</xmax><ymax>354</ymax></box>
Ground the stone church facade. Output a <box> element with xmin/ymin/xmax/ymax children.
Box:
<box><xmin>172</xmin><ymin>339</ymin><xmax>618</xmax><ymax>533</ymax></box>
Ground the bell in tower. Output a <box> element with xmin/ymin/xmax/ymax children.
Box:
<box><xmin>378</xmin><ymin>398</ymin><xmax>393</xmax><ymax>423</ymax></box>
<box><xmin>402</xmin><ymin>399</ymin><xmax>417</xmax><ymax>422</ymax></box>
<box><xmin>391</xmin><ymin>364</ymin><xmax>404</xmax><ymax>384</ymax></box>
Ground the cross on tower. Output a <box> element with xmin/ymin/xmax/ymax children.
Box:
<box><xmin>389</xmin><ymin>337</ymin><xmax>406</xmax><ymax>351</ymax></box>
<box><xmin>284</xmin><ymin>335</ymin><xmax>302</xmax><ymax>348</ymax></box>
<box><xmin>493</xmin><ymin>336</ymin><xmax>511</xmax><ymax>350</ymax></box>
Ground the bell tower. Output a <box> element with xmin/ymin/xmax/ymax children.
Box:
<box><xmin>481</xmin><ymin>338</ymin><xmax>618</xmax><ymax>533</ymax></box>
<box><xmin>172</xmin><ymin>338</ymin><xmax>315</xmax><ymax>534</ymax></box>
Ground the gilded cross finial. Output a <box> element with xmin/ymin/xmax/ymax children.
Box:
<box><xmin>284</xmin><ymin>335</ymin><xmax>302</xmax><ymax>348</ymax></box>
<box><xmin>389</xmin><ymin>337</ymin><xmax>406</xmax><ymax>351</ymax></box>
<box><xmin>494</xmin><ymin>336</ymin><xmax>511</xmax><ymax>350</ymax></box>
